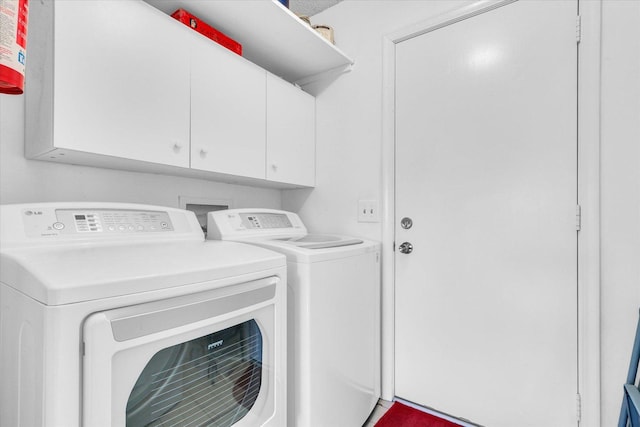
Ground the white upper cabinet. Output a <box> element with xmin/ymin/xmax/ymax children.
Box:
<box><xmin>28</xmin><ymin>1</ymin><xmax>191</xmax><ymax>167</ymax></box>
<box><xmin>190</xmin><ymin>35</ymin><xmax>267</xmax><ymax>179</ymax></box>
<box><xmin>25</xmin><ymin>0</ymin><xmax>337</xmax><ymax>188</ymax></box>
<box><xmin>266</xmin><ymin>74</ymin><xmax>316</xmax><ymax>186</ymax></box>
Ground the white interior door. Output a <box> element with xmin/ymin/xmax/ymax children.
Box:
<box><xmin>394</xmin><ymin>2</ymin><xmax>578</xmax><ymax>426</ymax></box>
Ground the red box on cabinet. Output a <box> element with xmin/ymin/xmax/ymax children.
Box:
<box><xmin>171</xmin><ymin>9</ymin><xmax>242</xmax><ymax>56</ymax></box>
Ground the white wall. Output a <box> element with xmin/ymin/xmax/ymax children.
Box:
<box><xmin>600</xmin><ymin>1</ymin><xmax>640</xmax><ymax>425</ymax></box>
<box><xmin>283</xmin><ymin>1</ymin><xmax>468</xmax><ymax>239</ymax></box>
<box><xmin>0</xmin><ymin>94</ymin><xmax>281</xmax><ymax>210</ymax></box>
<box><xmin>283</xmin><ymin>1</ymin><xmax>640</xmax><ymax>425</ymax></box>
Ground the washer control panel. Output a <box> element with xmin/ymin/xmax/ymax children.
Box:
<box><xmin>22</xmin><ymin>208</ymin><xmax>174</xmax><ymax>237</ymax></box>
<box><xmin>240</xmin><ymin>213</ymin><xmax>293</xmax><ymax>230</ymax></box>
<box><xmin>207</xmin><ymin>209</ymin><xmax>307</xmax><ymax>240</ymax></box>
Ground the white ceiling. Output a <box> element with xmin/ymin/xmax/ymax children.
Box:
<box><xmin>288</xmin><ymin>0</ymin><xmax>343</xmax><ymax>17</ymax></box>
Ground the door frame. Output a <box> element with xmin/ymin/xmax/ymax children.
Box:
<box><xmin>380</xmin><ymin>1</ymin><xmax>602</xmax><ymax>425</ymax></box>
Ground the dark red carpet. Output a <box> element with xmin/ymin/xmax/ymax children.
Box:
<box><xmin>375</xmin><ymin>402</ymin><xmax>461</xmax><ymax>427</ymax></box>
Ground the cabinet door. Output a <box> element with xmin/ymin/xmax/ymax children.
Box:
<box><xmin>266</xmin><ymin>74</ymin><xmax>315</xmax><ymax>186</ymax></box>
<box><xmin>190</xmin><ymin>34</ymin><xmax>266</xmax><ymax>179</ymax></box>
<box><xmin>53</xmin><ymin>1</ymin><xmax>190</xmax><ymax>167</ymax></box>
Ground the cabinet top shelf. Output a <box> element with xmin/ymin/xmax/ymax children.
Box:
<box><xmin>144</xmin><ymin>0</ymin><xmax>354</xmax><ymax>84</ymax></box>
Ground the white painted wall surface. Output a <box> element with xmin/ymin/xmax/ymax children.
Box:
<box><xmin>600</xmin><ymin>1</ymin><xmax>640</xmax><ymax>425</ymax></box>
<box><xmin>283</xmin><ymin>1</ymin><xmax>468</xmax><ymax>239</ymax></box>
<box><xmin>283</xmin><ymin>1</ymin><xmax>640</xmax><ymax>425</ymax></box>
<box><xmin>0</xmin><ymin>94</ymin><xmax>281</xmax><ymax>209</ymax></box>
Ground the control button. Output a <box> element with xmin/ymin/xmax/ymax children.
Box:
<box><xmin>52</xmin><ymin>222</ymin><xmax>65</xmax><ymax>230</ymax></box>
<box><xmin>160</xmin><ymin>222</ymin><xmax>168</xmax><ymax>229</ymax></box>
<box><xmin>118</xmin><ymin>225</ymin><xmax>126</xmax><ymax>231</ymax></box>
<box><xmin>108</xmin><ymin>226</ymin><xmax>115</xmax><ymax>231</ymax></box>
<box><xmin>128</xmin><ymin>225</ymin><xmax>134</xmax><ymax>231</ymax></box>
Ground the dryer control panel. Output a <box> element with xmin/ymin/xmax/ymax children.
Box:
<box><xmin>21</xmin><ymin>208</ymin><xmax>174</xmax><ymax>237</ymax></box>
<box><xmin>0</xmin><ymin>203</ymin><xmax>202</xmax><ymax>245</ymax></box>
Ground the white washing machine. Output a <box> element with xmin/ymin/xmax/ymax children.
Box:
<box><xmin>207</xmin><ymin>209</ymin><xmax>381</xmax><ymax>427</ymax></box>
<box><xmin>0</xmin><ymin>203</ymin><xmax>287</xmax><ymax>427</ymax></box>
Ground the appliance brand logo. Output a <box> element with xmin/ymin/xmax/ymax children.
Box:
<box><xmin>24</xmin><ymin>210</ymin><xmax>43</xmax><ymax>216</ymax></box>
<box><xmin>207</xmin><ymin>340</ymin><xmax>223</xmax><ymax>350</ymax></box>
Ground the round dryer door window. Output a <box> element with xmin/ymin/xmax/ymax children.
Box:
<box><xmin>126</xmin><ymin>319</ymin><xmax>263</xmax><ymax>427</ymax></box>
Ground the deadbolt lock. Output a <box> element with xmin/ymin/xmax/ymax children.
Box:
<box><xmin>400</xmin><ymin>217</ymin><xmax>413</xmax><ymax>229</ymax></box>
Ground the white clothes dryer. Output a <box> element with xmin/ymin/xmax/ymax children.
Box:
<box><xmin>0</xmin><ymin>203</ymin><xmax>287</xmax><ymax>427</ymax></box>
<box><xmin>207</xmin><ymin>209</ymin><xmax>381</xmax><ymax>427</ymax></box>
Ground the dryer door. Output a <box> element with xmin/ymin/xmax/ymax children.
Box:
<box><xmin>125</xmin><ymin>319</ymin><xmax>263</xmax><ymax>426</ymax></box>
<box><xmin>82</xmin><ymin>277</ymin><xmax>284</xmax><ymax>427</ymax></box>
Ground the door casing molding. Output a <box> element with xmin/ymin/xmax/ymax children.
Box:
<box><xmin>576</xmin><ymin>1</ymin><xmax>602</xmax><ymax>425</ymax></box>
<box><xmin>380</xmin><ymin>1</ymin><xmax>601</xmax><ymax>425</ymax></box>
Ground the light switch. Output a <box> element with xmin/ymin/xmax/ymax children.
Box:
<box><xmin>358</xmin><ymin>200</ymin><xmax>380</xmax><ymax>223</ymax></box>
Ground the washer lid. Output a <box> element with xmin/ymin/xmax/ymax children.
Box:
<box><xmin>0</xmin><ymin>241</ymin><xmax>285</xmax><ymax>306</ymax></box>
<box><xmin>272</xmin><ymin>234</ymin><xmax>364</xmax><ymax>249</ymax></box>
<box><xmin>238</xmin><ymin>236</ymin><xmax>380</xmax><ymax>264</ymax></box>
